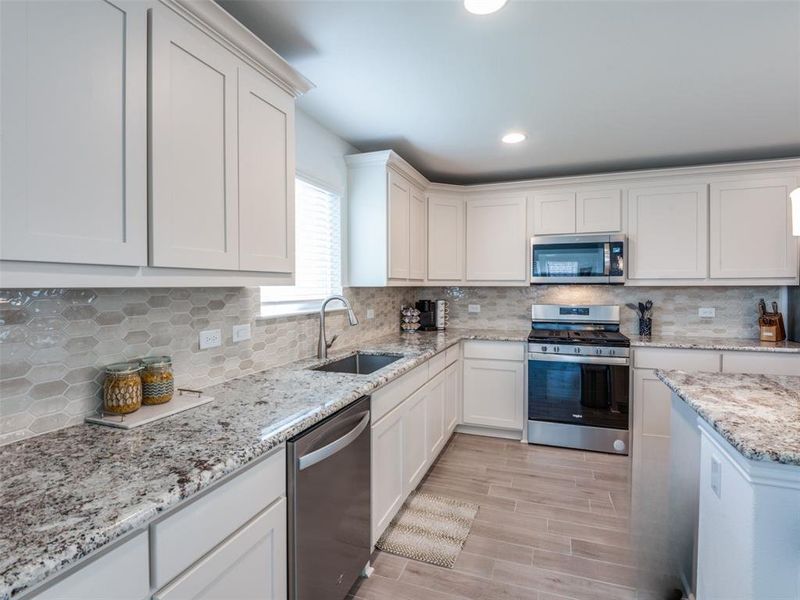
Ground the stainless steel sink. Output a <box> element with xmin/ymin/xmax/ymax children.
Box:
<box><xmin>310</xmin><ymin>352</ymin><xmax>402</xmax><ymax>375</ymax></box>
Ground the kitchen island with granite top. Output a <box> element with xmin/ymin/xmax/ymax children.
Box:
<box><xmin>655</xmin><ymin>370</ymin><xmax>800</xmax><ymax>600</ymax></box>
<box><xmin>0</xmin><ymin>328</ymin><xmax>527</xmax><ymax>600</ymax></box>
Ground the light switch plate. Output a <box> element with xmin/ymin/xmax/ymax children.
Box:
<box><xmin>199</xmin><ymin>329</ymin><xmax>222</xmax><ymax>350</ymax></box>
<box><xmin>468</xmin><ymin>304</ymin><xmax>480</xmax><ymax>314</ymax></box>
<box><xmin>699</xmin><ymin>307</ymin><xmax>716</xmax><ymax>318</ymax></box>
<box><xmin>232</xmin><ymin>324</ymin><xmax>251</xmax><ymax>343</ymax></box>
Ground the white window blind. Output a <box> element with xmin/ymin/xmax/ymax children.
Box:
<box><xmin>261</xmin><ymin>178</ymin><xmax>342</xmax><ymax>313</ymax></box>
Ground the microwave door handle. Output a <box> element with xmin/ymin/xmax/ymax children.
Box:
<box><xmin>603</xmin><ymin>242</ymin><xmax>611</xmax><ymax>276</ymax></box>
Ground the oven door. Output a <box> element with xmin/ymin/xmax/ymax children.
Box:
<box><xmin>530</xmin><ymin>234</ymin><xmax>625</xmax><ymax>284</ymax></box>
<box><xmin>528</xmin><ymin>353</ymin><xmax>629</xmax><ymax>430</ymax></box>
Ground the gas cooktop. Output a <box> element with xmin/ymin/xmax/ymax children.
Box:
<box><xmin>527</xmin><ymin>328</ymin><xmax>630</xmax><ymax>347</ymax></box>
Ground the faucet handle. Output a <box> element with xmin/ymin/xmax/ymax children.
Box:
<box><xmin>326</xmin><ymin>334</ymin><xmax>339</xmax><ymax>349</ymax></box>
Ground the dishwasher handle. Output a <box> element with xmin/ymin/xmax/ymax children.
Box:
<box><xmin>297</xmin><ymin>411</ymin><xmax>370</xmax><ymax>471</ymax></box>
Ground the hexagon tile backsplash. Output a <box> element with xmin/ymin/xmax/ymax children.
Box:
<box><xmin>0</xmin><ymin>287</ymin><xmax>414</xmax><ymax>445</ymax></box>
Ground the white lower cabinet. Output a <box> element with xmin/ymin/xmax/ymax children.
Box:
<box><xmin>371</xmin><ymin>403</ymin><xmax>405</xmax><ymax>545</ymax></box>
<box><xmin>462</xmin><ymin>357</ymin><xmax>524</xmax><ymax>431</ymax></box>
<box><xmin>31</xmin><ymin>532</ymin><xmax>149</xmax><ymax>600</ymax></box>
<box><xmin>153</xmin><ymin>499</ymin><xmax>287</xmax><ymax>600</ymax></box>
<box><xmin>425</xmin><ymin>372</ymin><xmax>447</xmax><ymax>460</ymax></box>
<box><xmin>444</xmin><ymin>362</ymin><xmax>459</xmax><ymax>435</ymax></box>
<box><xmin>403</xmin><ymin>387</ymin><xmax>429</xmax><ymax>495</ymax></box>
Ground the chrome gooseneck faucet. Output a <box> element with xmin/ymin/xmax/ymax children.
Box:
<box><xmin>317</xmin><ymin>295</ymin><xmax>359</xmax><ymax>359</ymax></box>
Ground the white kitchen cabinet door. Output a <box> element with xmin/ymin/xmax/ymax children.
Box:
<box><xmin>427</xmin><ymin>194</ymin><xmax>465</xmax><ymax>281</ymax></box>
<box><xmin>576</xmin><ymin>189</ymin><xmax>622</xmax><ymax>233</ymax></box>
<box><xmin>403</xmin><ymin>388</ymin><xmax>429</xmax><ymax>496</ymax></box>
<box><xmin>425</xmin><ymin>373</ymin><xmax>446</xmax><ymax>460</ymax></box>
<box><xmin>444</xmin><ymin>362</ymin><xmax>460</xmax><ymax>435</ymax></box>
<box><xmin>709</xmin><ymin>177</ymin><xmax>799</xmax><ymax>279</ymax></box>
<box><xmin>532</xmin><ymin>192</ymin><xmax>576</xmax><ymax>235</ymax></box>
<box><xmin>465</xmin><ymin>195</ymin><xmax>527</xmax><ymax>281</ymax></box>
<box><xmin>238</xmin><ymin>66</ymin><xmax>295</xmax><ymax>273</ymax></box>
<box><xmin>1</xmin><ymin>0</ymin><xmax>147</xmax><ymax>266</ymax></box>
<box><xmin>32</xmin><ymin>532</ymin><xmax>149</xmax><ymax>600</ymax></box>
<box><xmin>409</xmin><ymin>185</ymin><xmax>427</xmax><ymax>280</ymax></box>
<box><xmin>387</xmin><ymin>171</ymin><xmax>411</xmax><ymax>280</ymax></box>
<box><xmin>154</xmin><ymin>499</ymin><xmax>287</xmax><ymax>600</ymax></box>
<box><xmin>462</xmin><ymin>358</ymin><xmax>524</xmax><ymax>430</ymax></box>
<box><xmin>627</xmin><ymin>184</ymin><xmax>708</xmax><ymax>279</ymax></box>
<box><xmin>150</xmin><ymin>6</ymin><xmax>239</xmax><ymax>270</ymax></box>
<box><xmin>371</xmin><ymin>405</ymin><xmax>405</xmax><ymax>545</ymax></box>
<box><xmin>632</xmin><ymin>369</ymin><xmax>673</xmax><ymax>440</ymax></box>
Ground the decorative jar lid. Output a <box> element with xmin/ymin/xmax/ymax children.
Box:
<box><xmin>104</xmin><ymin>362</ymin><xmax>142</xmax><ymax>375</ymax></box>
<box><xmin>140</xmin><ymin>356</ymin><xmax>172</xmax><ymax>368</ymax></box>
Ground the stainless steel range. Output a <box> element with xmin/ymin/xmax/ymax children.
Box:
<box><xmin>527</xmin><ymin>304</ymin><xmax>630</xmax><ymax>455</ymax></box>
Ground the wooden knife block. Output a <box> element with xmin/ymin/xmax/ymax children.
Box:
<box><xmin>759</xmin><ymin>314</ymin><xmax>786</xmax><ymax>342</ymax></box>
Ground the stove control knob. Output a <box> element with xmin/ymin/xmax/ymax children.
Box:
<box><xmin>609</xmin><ymin>349</ymin><xmax>616</xmax><ymax>356</ymax></box>
<box><xmin>554</xmin><ymin>346</ymin><xmax>560</xmax><ymax>353</ymax></box>
<box><xmin>541</xmin><ymin>345</ymin><xmax>547</xmax><ymax>352</ymax></box>
<box><xmin>574</xmin><ymin>347</ymin><xmax>581</xmax><ymax>354</ymax></box>
<box><xmin>595</xmin><ymin>348</ymin><xmax>602</xmax><ymax>356</ymax></box>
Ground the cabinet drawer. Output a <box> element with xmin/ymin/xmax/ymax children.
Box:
<box><xmin>153</xmin><ymin>499</ymin><xmax>287</xmax><ymax>600</ymax></box>
<box><xmin>633</xmin><ymin>348</ymin><xmax>720</xmax><ymax>372</ymax></box>
<box><xmin>445</xmin><ymin>344</ymin><xmax>460</xmax><ymax>366</ymax></box>
<box><xmin>372</xmin><ymin>361</ymin><xmax>429</xmax><ymax>423</ymax></box>
<box><xmin>722</xmin><ymin>352</ymin><xmax>800</xmax><ymax>376</ymax></box>
<box><xmin>32</xmin><ymin>532</ymin><xmax>149</xmax><ymax>600</ymax></box>
<box><xmin>151</xmin><ymin>448</ymin><xmax>285</xmax><ymax>589</ymax></box>
<box><xmin>428</xmin><ymin>351</ymin><xmax>446</xmax><ymax>378</ymax></box>
<box><xmin>463</xmin><ymin>340</ymin><xmax>524</xmax><ymax>362</ymax></box>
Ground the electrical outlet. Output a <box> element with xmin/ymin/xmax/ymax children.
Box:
<box><xmin>699</xmin><ymin>307</ymin><xmax>716</xmax><ymax>318</ymax></box>
<box><xmin>199</xmin><ymin>329</ymin><xmax>222</xmax><ymax>350</ymax></box>
<box><xmin>468</xmin><ymin>304</ymin><xmax>480</xmax><ymax>314</ymax></box>
<box><xmin>366</xmin><ymin>309</ymin><xmax>375</xmax><ymax>319</ymax></box>
<box><xmin>232</xmin><ymin>324</ymin><xmax>251</xmax><ymax>343</ymax></box>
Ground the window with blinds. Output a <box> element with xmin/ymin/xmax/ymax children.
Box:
<box><xmin>260</xmin><ymin>178</ymin><xmax>342</xmax><ymax>315</ymax></box>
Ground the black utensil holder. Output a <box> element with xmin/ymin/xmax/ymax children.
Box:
<box><xmin>639</xmin><ymin>317</ymin><xmax>652</xmax><ymax>337</ymax></box>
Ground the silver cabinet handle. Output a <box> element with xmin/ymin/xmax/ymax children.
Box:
<box><xmin>603</xmin><ymin>242</ymin><xmax>611</xmax><ymax>276</ymax></box>
<box><xmin>298</xmin><ymin>412</ymin><xmax>370</xmax><ymax>471</ymax></box>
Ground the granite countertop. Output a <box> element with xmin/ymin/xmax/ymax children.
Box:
<box><xmin>657</xmin><ymin>370</ymin><xmax>800</xmax><ymax>466</ymax></box>
<box><xmin>631</xmin><ymin>334</ymin><xmax>800</xmax><ymax>353</ymax></box>
<box><xmin>0</xmin><ymin>328</ymin><xmax>527</xmax><ymax>600</ymax></box>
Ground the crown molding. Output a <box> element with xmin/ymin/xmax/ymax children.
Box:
<box><xmin>345</xmin><ymin>150</ymin><xmax>429</xmax><ymax>189</ymax></box>
<box><xmin>163</xmin><ymin>0</ymin><xmax>314</xmax><ymax>97</ymax></box>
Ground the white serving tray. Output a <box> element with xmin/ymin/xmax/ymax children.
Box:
<box><xmin>85</xmin><ymin>391</ymin><xmax>214</xmax><ymax>430</ymax></box>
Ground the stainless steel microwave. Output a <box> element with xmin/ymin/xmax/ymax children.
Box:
<box><xmin>530</xmin><ymin>234</ymin><xmax>625</xmax><ymax>284</ymax></box>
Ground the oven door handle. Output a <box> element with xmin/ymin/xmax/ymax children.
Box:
<box><xmin>528</xmin><ymin>353</ymin><xmax>629</xmax><ymax>366</ymax></box>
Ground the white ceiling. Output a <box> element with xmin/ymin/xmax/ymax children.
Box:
<box><xmin>220</xmin><ymin>0</ymin><xmax>800</xmax><ymax>184</ymax></box>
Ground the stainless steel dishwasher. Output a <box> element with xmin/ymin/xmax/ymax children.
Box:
<box><xmin>287</xmin><ymin>396</ymin><xmax>371</xmax><ymax>600</ymax></box>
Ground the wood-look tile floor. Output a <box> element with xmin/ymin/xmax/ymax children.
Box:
<box><xmin>349</xmin><ymin>433</ymin><xmax>680</xmax><ymax>600</ymax></box>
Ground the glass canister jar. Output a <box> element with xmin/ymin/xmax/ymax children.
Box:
<box><xmin>140</xmin><ymin>356</ymin><xmax>174</xmax><ymax>405</ymax></box>
<box><xmin>103</xmin><ymin>363</ymin><xmax>143</xmax><ymax>414</ymax></box>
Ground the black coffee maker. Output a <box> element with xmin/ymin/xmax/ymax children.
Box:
<box><xmin>416</xmin><ymin>300</ymin><xmax>438</xmax><ymax>331</ymax></box>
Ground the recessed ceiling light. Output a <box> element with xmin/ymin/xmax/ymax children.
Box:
<box><xmin>502</xmin><ymin>132</ymin><xmax>526</xmax><ymax>144</ymax></box>
<box><xmin>464</xmin><ymin>0</ymin><xmax>508</xmax><ymax>15</ymax></box>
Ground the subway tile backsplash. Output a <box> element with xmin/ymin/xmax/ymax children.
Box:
<box><xmin>0</xmin><ymin>287</ymin><xmax>413</xmax><ymax>445</ymax></box>
<box><xmin>0</xmin><ymin>284</ymin><xmax>781</xmax><ymax>445</ymax></box>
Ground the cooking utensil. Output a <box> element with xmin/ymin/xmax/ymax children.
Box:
<box><xmin>772</xmin><ymin>301</ymin><xmax>779</xmax><ymax>315</ymax></box>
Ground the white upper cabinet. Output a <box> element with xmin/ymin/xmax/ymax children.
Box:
<box><xmin>150</xmin><ymin>6</ymin><xmax>240</xmax><ymax>270</ymax></box>
<box><xmin>627</xmin><ymin>184</ymin><xmax>709</xmax><ymax>280</ymax></box>
<box><xmin>387</xmin><ymin>170</ymin><xmax>411</xmax><ymax>280</ymax></box>
<box><xmin>427</xmin><ymin>194</ymin><xmax>465</xmax><ymax>281</ymax></box>
<box><xmin>237</xmin><ymin>66</ymin><xmax>295</xmax><ymax>273</ymax></box>
<box><xmin>465</xmin><ymin>195</ymin><xmax>527</xmax><ymax>282</ymax></box>
<box><xmin>576</xmin><ymin>189</ymin><xmax>622</xmax><ymax>233</ymax></box>
<box><xmin>532</xmin><ymin>192</ymin><xmax>575</xmax><ymax>235</ymax></box>
<box><xmin>709</xmin><ymin>177</ymin><xmax>799</xmax><ymax>280</ymax></box>
<box><xmin>346</xmin><ymin>152</ymin><xmax>428</xmax><ymax>286</ymax></box>
<box><xmin>0</xmin><ymin>0</ymin><xmax>147</xmax><ymax>266</ymax></box>
<box><xmin>409</xmin><ymin>185</ymin><xmax>427</xmax><ymax>281</ymax></box>
<box><xmin>531</xmin><ymin>189</ymin><xmax>622</xmax><ymax>235</ymax></box>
